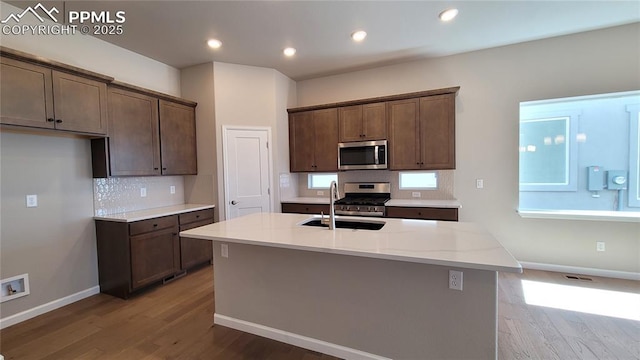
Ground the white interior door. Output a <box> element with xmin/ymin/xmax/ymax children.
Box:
<box><xmin>223</xmin><ymin>127</ymin><xmax>272</xmax><ymax>219</ymax></box>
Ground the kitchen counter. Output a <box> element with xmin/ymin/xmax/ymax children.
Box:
<box><xmin>181</xmin><ymin>212</ymin><xmax>519</xmax><ymax>359</ymax></box>
<box><xmin>94</xmin><ymin>203</ymin><xmax>215</xmax><ymax>222</ymax></box>
<box><xmin>280</xmin><ymin>197</ymin><xmax>329</xmax><ymax>204</ymax></box>
<box><xmin>181</xmin><ymin>212</ymin><xmax>520</xmax><ymax>273</ymax></box>
<box><xmin>282</xmin><ymin>197</ymin><xmax>461</xmax><ymax>208</ymax></box>
<box><xmin>385</xmin><ymin>198</ymin><xmax>461</xmax><ymax>208</ymax></box>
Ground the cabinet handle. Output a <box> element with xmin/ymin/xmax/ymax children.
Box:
<box><xmin>153</xmin><ymin>224</ymin><xmax>158</xmax><ymax>227</ymax></box>
<box><xmin>154</xmin><ymin>167</ymin><xmax>159</xmax><ymax>170</ymax></box>
<box><xmin>196</xmin><ymin>215</ymin><xmax>200</xmax><ymax>218</ymax></box>
<box><xmin>47</xmin><ymin>118</ymin><xmax>55</xmax><ymax>122</ymax></box>
<box><xmin>55</xmin><ymin>119</ymin><xmax>63</xmax><ymax>123</ymax></box>
<box><xmin>162</xmin><ymin>167</ymin><xmax>167</xmax><ymax>171</ymax></box>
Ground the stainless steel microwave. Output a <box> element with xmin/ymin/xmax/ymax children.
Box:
<box><xmin>338</xmin><ymin>140</ymin><xmax>387</xmax><ymax>170</ymax></box>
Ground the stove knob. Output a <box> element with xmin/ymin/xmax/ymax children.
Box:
<box><xmin>356</xmin><ymin>206</ymin><xmax>360</xmax><ymax>211</ymax></box>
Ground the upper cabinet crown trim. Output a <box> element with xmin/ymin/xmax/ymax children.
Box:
<box><xmin>0</xmin><ymin>46</ymin><xmax>196</xmax><ymax>107</ymax></box>
<box><xmin>0</xmin><ymin>46</ymin><xmax>113</xmax><ymax>83</ymax></box>
<box><xmin>287</xmin><ymin>86</ymin><xmax>460</xmax><ymax>114</ymax></box>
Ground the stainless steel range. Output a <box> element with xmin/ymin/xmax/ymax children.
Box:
<box><xmin>334</xmin><ymin>182</ymin><xmax>391</xmax><ymax>217</ymax></box>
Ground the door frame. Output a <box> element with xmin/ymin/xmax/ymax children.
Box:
<box><xmin>221</xmin><ymin>125</ymin><xmax>274</xmax><ymax>220</ymax></box>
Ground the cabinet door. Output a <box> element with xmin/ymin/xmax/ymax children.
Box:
<box><xmin>289</xmin><ymin>111</ymin><xmax>316</xmax><ymax>172</ymax></box>
<box><xmin>52</xmin><ymin>71</ymin><xmax>107</xmax><ymax>135</ymax></box>
<box><xmin>0</xmin><ymin>57</ymin><xmax>54</xmax><ymax>129</ymax></box>
<box><xmin>313</xmin><ymin>108</ymin><xmax>339</xmax><ymax>172</ymax></box>
<box><xmin>420</xmin><ymin>94</ymin><xmax>456</xmax><ymax>169</ymax></box>
<box><xmin>107</xmin><ymin>88</ymin><xmax>161</xmax><ymax>176</ymax></box>
<box><xmin>362</xmin><ymin>102</ymin><xmax>387</xmax><ymax>140</ymax></box>
<box><xmin>338</xmin><ymin>105</ymin><xmax>364</xmax><ymax>142</ymax></box>
<box><xmin>388</xmin><ymin>99</ymin><xmax>420</xmax><ymax>170</ymax></box>
<box><xmin>159</xmin><ymin>100</ymin><xmax>197</xmax><ymax>175</ymax></box>
<box><xmin>180</xmin><ymin>218</ymin><xmax>214</xmax><ymax>270</ymax></box>
<box><xmin>130</xmin><ymin>226</ymin><xmax>178</xmax><ymax>290</ymax></box>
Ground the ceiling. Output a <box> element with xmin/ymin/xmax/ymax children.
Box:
<box><xmin>7</xmin><ymin>1</ymin><xmax>640</xmax><ymax>80</ymax></box>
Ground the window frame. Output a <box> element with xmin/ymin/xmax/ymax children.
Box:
<box><xmin>519</xmin><ymin>109</ymin><xmax>581</xmax><ymax>192</ymax></box>
<box><xmin>307</xmin><ymin>173</ymin><xmax>338</xmax><ymax>189</ymax></box>
<box><xmin>627</xmin><ymin>104</ymin><xmax>640</xmax><ymax>208</ymax></box>
<box><xmin>398</xmin><ymin>171</ymin><xmax>438</xmax><ymax>190</ymax></box>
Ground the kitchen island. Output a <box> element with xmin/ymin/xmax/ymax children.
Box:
<box><xmin>180</xmin><ymin>212</ymin><xmax>521</xmax><ymax>360</ymax></box>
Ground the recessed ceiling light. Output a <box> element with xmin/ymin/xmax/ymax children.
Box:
<box><xmin>351</xmin><ymin>30</ymin><xmax>367</xmax><ymax>42</ymax></box>
<box><xmin>207</xmin><ymin>39</ymin><xmax>222</xmax><ymax>49</ymax></box>
<box><xmin>439</xmin><ymin>8</ymin><xmax>459</xmax><ymax>22</ymax></box>
<box><xmin>283</xmin><ymin>47</ymin><xmax>297</xmax><ymax>57</ymax></box>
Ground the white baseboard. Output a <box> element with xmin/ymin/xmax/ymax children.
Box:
<box><xmin>521</xmin><ymin>262</ymin><xmax>640</xmax><ymax>281</ymax></box>
<box><xmin>214</xmin><ymin>313</ymin><xmax>390</xmax><ymax>360</ymax></box>
<box><xmin>0</xmin><ymin>286</ymin><xmax>100</xmax><ymax>330</ymax></box>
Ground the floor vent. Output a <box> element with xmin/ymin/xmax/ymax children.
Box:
<box><xmin>564</xmin><ymin>274</ymin><xmax>594</xmax><ymax>281</ymax></box>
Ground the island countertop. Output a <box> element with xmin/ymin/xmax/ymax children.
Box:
<box><xmin>180</xmin><ymin>212</ymin><xmax>521</xmax><ymax>273</ymax></box>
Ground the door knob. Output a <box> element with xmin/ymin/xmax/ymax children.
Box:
<box><xmin>231</xmin><ymin>200</ymin><xmax>238</xmax><ymax>205</ymax></box>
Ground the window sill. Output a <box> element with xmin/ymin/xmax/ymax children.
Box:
<box><xmin>517</xmin><ymin>209</ymin><xmax>640</xmax><ymax>222</ymax></box>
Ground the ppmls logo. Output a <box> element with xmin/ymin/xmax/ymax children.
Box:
<box><xmin>1</xmin><ymin>3</ymin><xmax>59</xmax><ymax>23</ymax></box>
<box><xmin>1</xmin><ymin>2</ymin><xmax>125</xmax><ymax>36</ymax></box>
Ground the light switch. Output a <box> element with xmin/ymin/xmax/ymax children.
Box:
<box><xmin>476</xmin><ymin>179</ymin><xmax>484</xmax><ymax>189</ymax></box>
<box><xmin>170</xmin><ymin>186</ymin><xmax>176</xmax><ymax>194</ymax></box>
<box><xmin>140</xmin><ymin>188</ymin><xmax>147</xmax><ymax>197</ymax></box>
<box><xmin>26</xmin><ymin>195</ymin><xmax>38</xmax><ymax>208</ymax></box>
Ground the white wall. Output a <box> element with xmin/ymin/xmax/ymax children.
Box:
<box><xmin>0</xmin><ymin>1</ymin><xmax>181</xmax><ymax>323</ymax></box>
<box><xmin>296</xmin><ymin>24</ymin><xmax>640</xmax><ymax>274</ymax></box>
<box><xmin>212</xmin><ymin>62</ymin><xmax>296</xmax><ymax>219</ymax></box>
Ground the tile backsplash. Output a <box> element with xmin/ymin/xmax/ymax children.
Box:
<box><xmin>93</xmin><ymin>176</ymin><xmax>184</xmax><ymax>216</ymax></box>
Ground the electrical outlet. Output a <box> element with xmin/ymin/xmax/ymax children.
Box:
<box><xmin>316</xmin><ymin>190</ymin><xmax>324</xmax><ymax>196</ymax></box>
<box><xmin>140</xmin><ymin>187</ymin><xmax>147</xmax><ymax>197</ymax></box>
<box><xmin>170</xmin><ymin>186</ymin><xmax>176</xmax><ymax>194</ymax></box>
<box><xmin>596</xmin><ymin>241</ymin><xmax>605</xmax><ymax>252</ymax></box>
<box><xmin>449</xmin><ymin>270</ymin><xmax>463</xmax><ymax>291</ymax></box>
<box><xmin>476</xmin><ymin>179</ymin><xmax>484</xmax><ymax>189</ymax></box>
<box><xmin>221</xmin><ymin>243</ymin><xmax>229</xmax><ymax>258</ymax></box>
<box><xmin>26</xmin><ymin>194</ymin><xmax>38</xmax><ymax>208</ymax></box>
<box><xmin>412</xmin><ymin>192</ymin><xmax>421</xmax><ymax>198</ymax></box>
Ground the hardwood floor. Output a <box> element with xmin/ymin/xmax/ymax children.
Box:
<box><xmin>0</xmin><ymin>266</ymin><xmax>638</xmax><ymax>359</ymax></box>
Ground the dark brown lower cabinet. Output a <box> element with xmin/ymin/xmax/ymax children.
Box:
<box><xmin>281</xmin><ymin>203</ymin><xmax>330</xmax><ymax>215</ymax></box>
<box><xmin>96</xmin><ymin>208</ymin><xmax>214</xmax><ymax>299</ymax></box>
<box><xmin>385</xmin><ymin>206</ymin><xmax>458</xmax><ymax>222</ymax></box>
<box><xmin>179</xmin><ymin>209</ymin><xmax>214</xmax><ymax>270</ymax></box>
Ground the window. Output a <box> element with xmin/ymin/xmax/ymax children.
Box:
<box><xmin>399</xmin><ymin>171</ymin><xmax>438</xmax><ymax>189</ymax></box>
<box><xmin>518</xmin><ymin>90</ymin><xmax>640</xmax><ymax>216</ymax></box>
<box><xmin>308</xmin><ymin>173</ymin><xmax>337</xmax><ymax>189</ymax></box>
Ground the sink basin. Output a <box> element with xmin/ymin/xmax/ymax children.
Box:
<box><xmin>300</xmin><ymin>218</ymin><xmax>385</xmax><ymax>230</ymax></box>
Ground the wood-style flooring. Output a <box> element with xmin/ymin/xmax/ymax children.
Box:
<box><xmin>0</xmin><ymin>265</ymin><xmax>638</xmax><ymax>359</ymax></box>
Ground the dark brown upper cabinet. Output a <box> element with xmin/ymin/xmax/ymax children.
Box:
<box><xmin>0</xmin><ymin>56</ymin><xmax>107</xmax><ymax>135</ymax></box>
<box><xmin>159</xmin><ymin>100</ymin><xmax>197</xmax><ymax>175</ymax></box>
<box><xmin>338</xmin><ymin>102</ymin><xmax>387</xmax><ymax>142</ymax></box>
<box><xmin>388</xmin><ymin>94</ymin><xmax>455</xmax><ymax>170</ymax></box>
<box><xmin>289</xmin><ymin>108</ymin><xmax>338</xmax><ymax>172</ymax></box>
<box><xmin>92</xmin><ymin>84</ymin><xmax>197</xmax><ymax>178</ymax></box>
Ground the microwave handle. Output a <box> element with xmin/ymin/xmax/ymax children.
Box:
<box><xmin>374</xmin><ymin>145</ymin><xmax>379</xmax><ymax>164</ymax></box>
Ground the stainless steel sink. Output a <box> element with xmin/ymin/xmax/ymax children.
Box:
<box><xmin>300</xmin><ymin>218</ymin><xmax>385</xmax><ymax>230</ymax></box>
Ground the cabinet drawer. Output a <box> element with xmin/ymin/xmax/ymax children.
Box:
<box><xmin>129</xmin><ymin>215</ymin><xmax>177</xmax><ymax>236</ymax></box>
<box><xmin>180</xmin><ymin>218</ymin><xmax>214</xmax><ymax>232</ymax></box>
<box><xmin>179</xmin><ymin>209</ymin><xmax>214</xmax><ymax>225</ymax></box>
<box><xmin>282</xmin><ymin>203</ymin><xmax>330</xmax><ymax>215</ymax></box>
<box><xmin>385</xmin><ymin>207</ymin><xmax>458</xmax><ymax>221</ymax></box>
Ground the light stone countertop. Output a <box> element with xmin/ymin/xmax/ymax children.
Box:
<box><xmin>282</xmin><ymin>197</ymin><xmax>461</xmax><ymax>208</ymax></box>
<box><xmin>180</xmin><ymin>212</ymin><xmax>521</xmax><ymax>273</ymax></box>
<box><xmin>385</xmin><ymin>199</ymin><xmax>461</xmax><ymax>208</ymax></box>
<box><xmin>94</xmin><ymin>204</ymin><xmax>215</xmax><ymax>222</ymax></box>
<box><xmin>281</xmin><ymin>197</ymin><xmax>330</xmax><ymax>204</ymax></box>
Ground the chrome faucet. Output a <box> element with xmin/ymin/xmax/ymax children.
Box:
<box><xmin>328</xmin><ymin>180</ymin><xmax>339</xmax><ymax>230</ymax></box>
